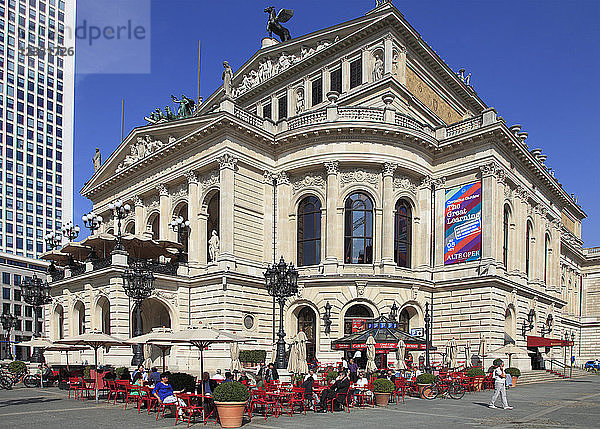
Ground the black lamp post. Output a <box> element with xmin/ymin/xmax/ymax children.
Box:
<box><xmin>19</xmin><ymin>275</ymin><xmax>52</xmax><ymax>363</ymax></box>
<box><xmin>82</xmin><ymin>211</ymin><xmax>103</xmax><ymax>234</ymax></box>
<box><xmin>264</xmin><ymin>256</ymin><xmax>298</xmax><ymax>369</ymax></box>
<box><xmin>44</xmin><ymin>231</ymin><xmax>62</xmax><ymax>250</ymax></box>
<box><xmin>109</xmin><ymin>200</ymin><xmax>131</xmax><ymax>251</ymax></box>
<box><xmin>390</xmin><ymin>302</ymin><xmax>398</xmax><ymax>321</ymax></box>
<box><xmin>570</xmin><ymin>331</ymin><xmax>575</xmax><ymax>378</ymax></box>
<box><xmin>323</xmin><ymin>301</ymin><xmax>332</xmax><ymax>335</ymax></box>
<box><xmin>1</xmin><ymin>313</ymin><xmax>18</xmax><ymax>360</ymax></box>
<box><xmin>122</xmin><ymin>261</ymin><xmax>155</xmax><ymax>366</ymax></box>
<box><xmin>170</xmin><ymin>216</ymin><xmax>190</xmax><ymax>262</ymax></box>
<box><xmin>424</xmin><ymin>301</ymin><xmax>431</xmax><ymax>373</ymax></box>
<box><xmin>61</xmin><ymin>221</ymin><xmax>80</xmax><ymax>242</ymax></box>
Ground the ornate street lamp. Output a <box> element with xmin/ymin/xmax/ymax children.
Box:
<box><xmin>390</xmin><ymin>302</ymin><xmax>399</xmax><ymax>321</ymax></box>
<box><xmin>44</xmin><ymin>231</ymin><xmax>62</xmax><ymax>250</ymax></box>
<box><xmin>1</xmin><ymin>313</ymin><xmax>18</xmax><ymax>360</ymax></box>
<box><xmin>61</xmin><ymin>221</ymin><xmax>80</xmax><ymax>242</ymax></box>
<box><xmin>109</xmin><ymin>200</ymin><xmax>131</xmax><ymax>251</ymax></box>
<box><xmin>122</xmin><ymin>261</ymin><xmax>155</xmax><ymax>366</ymax></box>
<box><xmin>19</xmin><ymin>275</ymin><xmax>52</xmax><ymax>363</ymax></box>
<box><xmin>323</xmin><ymin>301</ymin><xmax>332</xmax><ymax>335</ymax></box>
<box><xmin>170</xmin><ymin>216</ymin><xmax>190</xmax><ymax>261</ymax></box>
<box><xmin>264</xmin><ymin>256</ymin><xmax>298</xmax><ymax>369</ymax></box>
<box><xmin>424</xmin><ymin>301</ymin><xmax>431</xmax><ymax>373</ymax></box>
<box><xmin>82</xmin><ymin>211</ymin><xmax>103</xmax><ymax>234</ymax></box>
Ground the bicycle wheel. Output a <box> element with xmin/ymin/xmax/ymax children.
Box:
<box><xmin>24</xmin><ymin>374</ymin><xmax>40</xmax><ymax>388</ymax></box>
<box><xmin>422</xmin><ymin>385</ymin><xmax>438</xmax><ymax>400</ymax></box>
<box><xmin>0</xmin><ymin>375</ymin><xmax>13</xmax><ymax>390</ymax></box>
<box><xmin>449</xmin><ymin>384</ymin><xmax>465</xmax><ymax>400</ymax></box>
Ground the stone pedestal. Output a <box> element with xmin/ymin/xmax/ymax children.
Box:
<box><xmin>261</xmin><ymin>37</ymin><xmax>279</xmax><ymax>49</ymax></box>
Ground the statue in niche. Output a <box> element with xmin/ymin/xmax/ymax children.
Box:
<box><xmin>295</xmin><ymin>88</ymin><xmax>305</xmax><ymax>114</ymax></box>
<box><xmin>372</xmin><ymin>53</ymin><xmax>384</xmax><ymax>81</ymax></box>
<box><xmin>392</xmin><ymin>53</ymin><xmax>399</xmax><ymax>75</ymax></box>
<box><xmin>208</xmin><ymin>230</ymin><xmax>220</xmax><ymax>262</ymax></box>
<box><xmin>93</xmin><ymin>148</ymin><xmax>101</xmax><ymax>171</ymax></box>
<box><xmin>222</xmin><ymin>61</ymin><xmax>234</xmax><ymax>97</ymax></box>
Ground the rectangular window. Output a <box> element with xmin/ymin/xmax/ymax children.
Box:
<box><xmin>278</xmin><ymin>95</ymin><xmax>287</xmax><ymax>120</ymax></box>
<box><xmin>25</xmin><ymin>320</ymin><xmax>32</xmax><ymax>332</ymax></box>
<box><xmin>2</xmin><ymin>287</ymin><xmax>10</xmax><ymax>299</ymax></box>
<box><xmin>311</xmin><ymin>78</ymin><xmax>323</xmax><ymax>106</ymax></box>
<box><xmin>330</xmin><ymin>68</ymin><xmax>342</xmax><ymax>94</ymax></box>
<box><xmin>350</xmin><ymin>59</ymin><xmax>362</xmax><ymax>89</ymax></box>
<box><xmin>262</xmin><ymin>102</ymin><xmax>272</xmax><ymax>120</ymax></box>
<box><xmin>2</xmin><ymin>272</ymin><xmax>9</xmax><ymax>285</ymax></box>
<box><xmin>25</xmin><ymin>306</ymin><xmax>32</xmax><ymax>317</ymax></box>
<box><xmin>13</xmin><ymin>304</ymin><xmax>20</xmax><ymax>316</ymax></box>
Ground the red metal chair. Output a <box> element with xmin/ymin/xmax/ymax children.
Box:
<box><xmin>354</xmin><ymin>387</ymin><xmax>374</xmax><ymax>408</ymax></box>
<box><xmin>68</xmin><ymin>377</ymin><xmax>82</xmax><ymax>399</ymax></box>
<box><xmin>124</xmin><ymin>383</ymin><xmax>143</xmax><ymax>411</ymax></box>
<box><xmin>110</xmin><ymin>380</ymin><xmax>128</xmax><ymax>404</ymax></box>
<box><xmin>393</xmin><ymin>378</ymin><xmax>406</xmax><ymax>404</ymax></box>
<box><xmin>249</xmin><ymin>390</ymin><xmax>278</xmax><ymax>420</ymax></box>
<box><xmin>175</xmin><ymin>393</ymin><xmax>206</xmax><ymax>428</ymax></box>
<box><xmin>80</xmin><ymin>378</ymin><xmax>95</xmax><ymax>400</ymax></box>
<box><xmin>138</xmin><ymin>386</ymin><xmax>158</xmax><ymax>415</ymax></box>
<box><xmin>326</xmin><ymin>386</ymin><xmax>352</xmax><ymax>413</ymax></box>
<box><xmin>286</xmin><ymin>388</ymin><xmax>306</xmax><ymax>416</ymax></box>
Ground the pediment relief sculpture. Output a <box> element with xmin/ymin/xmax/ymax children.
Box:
<box><xmin>393</xmin><ymin>175</ymin><xmax>418</xmax><ymax>194</ymax></box>
<box><xmin>115</xmin><ymin>135</ymin><xmax>167</xmax><ymax>173</ymax></box>
<box><xmin>339</xmin><ymin>169</ymin><xmax>379</xmax><ymax>188</ymax></box>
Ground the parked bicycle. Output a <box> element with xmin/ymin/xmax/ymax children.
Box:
<box><xmin>421</xmin><ymin>376</ymin><xmax>466</xmax><ymax>400</ymax></box>
<box><xmin>0</xmin><ymin>367</ymin><xmax>46</xmax><ymax>389</ymax></box>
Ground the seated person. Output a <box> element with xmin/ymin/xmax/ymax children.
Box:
<box><xmin>319</xmin><ymin>370</ymin><xmax>351</xmax><ymax>412</ymax></box>
<box><xmin>264</xmin><ymin>363</ymin><xmax>279</xmax><ymax>382</ymax></box>
<box><xmin>130</xmin><ymin>372</ymin><xmax>144</xmax><ymax>398</ymax></box>
<box><xmin>222</xmin><ymin>372</ymin><xmax>234</xmax><ymax>383</ymax></box>
<box><xmin>301</xmin><ymin>370</ymin><xmax>319</xmax><ymax>409</ymax></box>
<box><xmin>131</xmin><ymin>365</ymin><xmax>148</xmax><ymax>383</ymax></box>
<box><xmin>212</xmin><ymin>369</ymin><xmax>225</xmax><ymax>382</ymax></box>
<box><xmin>148</xmin><ymin>367</ymin><xmax>161</xmax><ymax>386</ymax></box>
<box><xmin>198</xmin><ymin>372</ymin><xmax>214</xmax><ymax>396</ymax></box>
<box><xmin>152</xmin><ymin>373</ymin><xmax>185</xmax><ymax>417</ymax></box>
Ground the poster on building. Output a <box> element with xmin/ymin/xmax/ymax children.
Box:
<box><xmin>444</xmin><ymin>181</ymin><xmax>482</xmax><ymax>264</ymax></box>
<box><xmin>352</xmin><ymin>319</ymin><xmax>366</xmax><ymax>333</ymax></box>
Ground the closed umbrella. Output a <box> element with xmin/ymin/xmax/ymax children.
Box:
<box><xmin>57</xmin><ymin>330</ymin><xmax>127</xmax><ymax>402</ymax></box>
<box><xmin>125</xmin><ymin>327</ymin><xmax>173</xmax><ymax>373</ymax></box>
<box><xmin>444</xmin><ymin>339</ymin><xmax>452</xmax><ymax>367</ymax></box>
<box><xmin>449</xmin><ymin>338</ymin><xmax>458</xmax><ymax>369</ymax></box>
<box><xmin>479</xmin><ymin>334</ymin><xmax>487</xmax><ymax>368</ymax></box>
<box><xmin>464</xmin><ymin>341</ymin><xmax>471</xmax><ymax>367</ymax></box>
<box><xmin>396</xmin><ymin>340</ymin><xmax>407</xmax><ymax>370</ymax></box>
<box><xmin>365</xmin><ymin>335</ymin><xmax>377</xmax><ymax>373</ymax></box>
<box><xmin>490</xmin><ymin>344</ymin><xmax>530</xmax><ymax>368</ymax></box>
<box><xmin>296</xmin><ymin>331</ymin><xmax>309</xmax><ymax>374</ymax></box>
<box><xmin>230</xmin><ymin>342</ymin><xmax>241</xmax><ymax>373</ymax></box>
<box><xmin>287</xmin><ymin>336</ymin><xmax>298</xmax><ymax>374</ymax></box>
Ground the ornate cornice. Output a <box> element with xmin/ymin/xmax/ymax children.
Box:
<box><xmin>133</xmin><ymin>195</ymin><xmax>143</xmax><ymax>207</ymax></box>
<box><xmin>277</xmin><ymin>171</ymin><xmax>290</xmax><ymax>186</ymax></box>
<box><xmin>218</xmin><ymin>153</ymin><xmax>238</xmax><ymax>170</ymax></box>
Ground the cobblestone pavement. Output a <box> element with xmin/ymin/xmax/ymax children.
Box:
<box><xmin>0</xmin><ymin>375</ymin><xmax>599</xmax><ymax>428</ymax></box>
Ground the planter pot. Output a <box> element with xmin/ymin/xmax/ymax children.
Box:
<box><xmin>511</xmin><ymin>376</ymin><xmax>518</xmax><ymax>387</ymax></box>
<box><xmin>214</xmin><ymin>401</ymin><xmax>247</xmax><ymax>428</ymax></box>
<box><xmin>417</xmin><ymin>384</ymin><xmax>428</xmax><ymax>398</ymax></box>
<box><xmin>374</xmin><ymin>392</ymin><xmax>391</xmax><ymax>407</ymax></box>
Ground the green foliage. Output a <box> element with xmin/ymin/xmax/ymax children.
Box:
<box><xmin>256</xmin><ymin>380</ymin><xmax>266</xmax><ymax>390</ymax></box>
<box><xmin>505</xmin><ymin>367</ymin><xmax>521</xmax><ymax>377</ymax></box>
<box><xmin>115</xmin><ymin>367</ymin><xmax>128</xmax><ymax>379</ymax></box>
<box><xmin>169</xmin><ymin>372</ymin><xmax>196</xmax><ymax>392</ymax></box>
<box><xmin>292</xmin><ymin>373</ymin><xmax>304</xmax><ymax>385</ymax></box>
<box><xmin>326</xmin><ymin>370</ymin><xmax>338</xmax><ymax>381</ymax></box>
<box><xmin>83</xmin><ymin>366</ymin><xmax>91</xmax><ymax>379</ymax></box>
<box><xmin>8</xmin><ymin>361</ymin><xmax>27</xmax><ymax>374</ymax></box>
<box><xmin>213</xmin><ymin>381</ymin><xmax>250</xmax><ymax>402</ymax></box>
<box><xmin>493</xmin><ymin>358</ymin><xmax>503</xmax><ymax>367</ymax></box>
<box><xmin>466</xmin><ymin>367</ymin><xmax>485</xmax><ymax>377</ymax></box>
<box><xmin>373</xmin><ymin>378</ymin><xmax>395</xmax><ymax>393</ymax></box>
<box><xmin>415</xmin><ymin>373</ymin><xmax>435</xmax><ymax>385</ymax></box>
<box><xmin>239</xmin><ymin>350</ymin><xmax>267</xmax><ymax>364</ymax></box>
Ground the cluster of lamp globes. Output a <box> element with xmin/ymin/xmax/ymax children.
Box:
<box><xmin>108</xmin><ymin>199</ymin><xmax>131</xmax><ymax>215</ymax></box>
<box><xmin>170</xmin><ymin>216</ymin><xmax>191</xmax><ymax>230</ymax></box>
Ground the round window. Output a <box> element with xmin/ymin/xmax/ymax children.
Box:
<box><xmin>243</xmin><ymin>314</ymin><xmax>255</xmax><ymax>330</ymax></box>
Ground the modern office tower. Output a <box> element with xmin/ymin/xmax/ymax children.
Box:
<box><xmin>0</xmin><ymin>0</ymin><xmax>74</xmax><ymax>356</ymax></box>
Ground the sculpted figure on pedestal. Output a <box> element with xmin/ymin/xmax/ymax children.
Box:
<box><xmin>264</xmin><ymin>7</ymin><xmax>294</xmax><ymax>42</ymax></box>
<box><xmin>222</xmin><ymin>61</ymin><xmax>234</xmax><ymax>97</ymax></box>
<box><xmin>295</xmin><ymin>88</ymin><xmax>305</xmax><ymax>114</ymax></box>
<box><xmin>208</xmin><ymin>230</ymin><xmax>220</xmax><ymax>262</ymax></box>
<box><xmin>373</xmin><ymin>53</ymin><xmax>384</xmax><ymax>81</ymax></box>
<box><xmin>93</xmin><ymin>148</ymin><xmax>101</xmax><ymax>171</ymax></box>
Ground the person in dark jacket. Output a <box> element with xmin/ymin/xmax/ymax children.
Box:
<box><xmin>319</xmin><ymin>370</ymin><xmax>351</xmax><ymax>412</ymax></box>
<box><xmin>265</xmin><ymin>363</ymin><xmax>279</xmax><ymax>382</ymax></box>
<box><xmin>301</xmin><ymin>370</ymin><xmax>318</xmax><ymax>410</ymax></box>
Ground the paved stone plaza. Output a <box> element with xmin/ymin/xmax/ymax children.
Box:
<box><xmin>0</xmin><ymin>376</ymin><xmax>599</xmax><ymax>428</ymax></box>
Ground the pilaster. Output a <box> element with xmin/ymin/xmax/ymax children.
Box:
<box><xmin>133</xmin><ymin>195</ymin><xmax>144</xmax><ymax>235</ymax></box>
<box><xmin>263</xmin><ymin>171</ymin><xmax>275</xmax><ymax>264</ymax></box>
<box><xmin>434</xmin><ymin>177</ymin><xmax>446</xmax><ymax>270</ymax></box>
<box><xmin>381</xmin><ymin>162</ymin><xmax>397</xmax><ymax>273</ymax></box>
<box><xmin>480</xmin><ymin>163</ymin><xmax>499</xmax><ymax>273</ymax></box>
<box><xmin>186</xmin><ymin>171</ymin><xmax>200</xmax><ymax>263</ymax></box>
<box><xmin>157</xmin><ymin>184</ymin><xmax>170</xmax><ymax>240</ymax></box>
<box><xmin>218</xmin><ymin>154</ymin><xmax>237</xmax><ymax>265</ymax></box>
<box><xmin>384</xmin><ymin>34</ymin><xmax>393</xmax><ymax>74</ymax></box>
<box><xmin>324</xmin><ymin>161</ymin><xmax>340</xmax><ymax>273</ymax></box>
<box><xmin>276</xmin><ymin>171</ymin><xmax>293</xmax><ymax>261</ymax></box>
<box><xmin>341</xmin><ymin>57</ymin><xmax>350</xmax><ymax>94</ymax></box>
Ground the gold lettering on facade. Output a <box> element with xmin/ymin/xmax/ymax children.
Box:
<box><xmin>406</xmin><ymin>67</ymin><xmax>462</xmax><ymax>124</ymax></box>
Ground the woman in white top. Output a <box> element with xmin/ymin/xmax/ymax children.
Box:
<box><xmin>488</xmin><ymin>360</ymin><xmax>513</xmax><ymax>410</ymax></box>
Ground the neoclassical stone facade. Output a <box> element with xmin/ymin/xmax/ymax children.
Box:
<box><xmin>43</xmin><ymin>2</ymin><xmax>599</xmax><ymax>372</ymax></box>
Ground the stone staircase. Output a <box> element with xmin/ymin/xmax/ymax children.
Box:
<box><xmin>517</xmin><ymin>367</ymin><xmax>594</xmax><ymax>385</ymax></box>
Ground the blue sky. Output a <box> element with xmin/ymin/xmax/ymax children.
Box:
<box><xmin>73</xmin><ymin>0</ymin><xmax>600</xmax><ymax>246</ymax></box>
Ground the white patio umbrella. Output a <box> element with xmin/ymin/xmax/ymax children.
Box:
<box><xmin>296</xmin><ymin>331</ymin><xmax>309</xmax><ymax>374</ymax></box>
<box><xmin>230</xmin><ymin>342</ymin><xmax>241</xmax><ymax>373</ymax></box>
<box><xmin>449</xmin><ymin>338</ymin><xmax>458</xmax><ymax>369</ymax></box>
<box><xmin>490</xmin><ymin>344</ymin><xmax>530</xmax><ymax>368</ymax></box>
<box><xmin>57</xmin><ymin>330</ymin><xmax>127</xmax><ymax>402</ymax></box>
<box><xmin>287</xmin><ymin>336</ymin><xmax>298</xmax><ymax>374</ymax></box>
<box><xmin>125</xmin><ymin>327</ymin><xmax>174</xmax><ymax>373</ymax></box>
<box><xmin>396</xmin><ymin>340</ymin><xmax>407</xmax><ymax>370</ymax></box>
<box><xmin>464</xmin><ymin>341</ymin><xmax>471</xmax><ymax>366</ymax></box>
<box><xmin>147</xmin><ymin>326</ymin><xmax>247</xmax><ymax>404</ymax></box>
<box><xmin>479</xmin><ymin>334</ymin><xmax>487</xmax><ymax>368</ymax></box>
<box><xmin>365</xmin><ymin>335</ymin><xmax>377</xmax><ymax>373</ymax></box>
<box><xmin>444</xmin><ymin>339</ymin><xmax>452</xmax><ymax>367</ymax></box>
<box><xmin>271</xmin><ymin>341</ymin><xmax>278</xmax><ymax>365</ymax></box>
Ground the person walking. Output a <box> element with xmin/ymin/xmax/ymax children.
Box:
<box><xmin>489</xmin><ymin>360</ymin><xmax>513</xmax><ymax>410</ymax></box>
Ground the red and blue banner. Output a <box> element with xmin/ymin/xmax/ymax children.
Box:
<box><xmin>444</xmin><ymin>182</ymin><xmax>482</xmax><ymax>265</ymax></box>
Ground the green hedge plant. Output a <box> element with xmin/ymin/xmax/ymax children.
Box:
<box><xmin>115</xmin><ymin>367</ymin><xmax>128</xmax><ymax>379</ymax></box>
<box><xmin>416</xmin><ymin>373</ymin><xmax>435</xmax><ymax>385</ymax></box>
<box><xmin>169</xmin><ymin>372</ymin><xmax>196</xmax><ymax>392</ymax></box>
<box><xmin>213</xmin><ymin>381</ymin><xmax>250</xmax><ymax>402</ymax></box>
<box><xmin>239</xmin><ymin>350</ymin><xmax>267</xmax><ymax>364</ymax></box>
<box><xmin>373</xmin><ymin>378</ymin><xmax>395</xmax><ymax>393</ymax></box>
<box><xmin>505</xmin><ymin>367</ymin><xmax>521</xmax><ymax>377</ymax></box>
<box><xmin>326</xmin><ymin>370</ymin><xmax>338</xmax><ymax>382</ymax></box>
<box><xmin>466</xmin><ymin>367</ymin><xmax>485</xmax><ymax>377</ymax></box>
<box><xmin>8</xmin><ymin>361</ymin><xmax>27</xmax><ymax>374</ymax></box>
<box><xmin>493</xmin><ymin>358</ymin><xmax>503</xmax><ymax>367</ymax></box>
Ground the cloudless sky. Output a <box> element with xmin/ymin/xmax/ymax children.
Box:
<box><xmin>73</xmin><ymin>0</ymin><xmax>600</xmax><ymax>246</ymax></box>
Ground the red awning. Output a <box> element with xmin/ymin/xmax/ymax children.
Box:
<box><xmin>527</xmin><ymin>335</ymin><xmax>573</xmax><ymax>348</ymax></box>
<box><xmin>332</xmin><ymin>342</ymin><xmax>427</xmax><ymax>351</ymax></box>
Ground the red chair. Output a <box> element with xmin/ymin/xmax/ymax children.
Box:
<box><xmin>393</xmin><ymin>378</ymin><xmax>406</xmax><ymax>404</ymax></box>
<box><xmin>326</xmin><ymin>386</ymin><xmax>352</xmax><ymax>413</ymax></box>
<box><xmin>138</xmin><ymin>386</ymin><xmax>158</xmax><ymax>415</ymax></box>
<box><xmin>286</xmin><ymin>388</ymin><xmax>306</xmax><ymax>416</ymax></box>
<box><xmin>68</xmin><ymin>377</ymin><xmax>82</xmax><ymax>399</ymax></box>
<box><xmin>80</xmin><ymin>378</ymin><xmax>95</xmax><ymax>400</ymax></box>
<box><xmin>249</xmin><ymin>390</ymin><xmax>278</xmax><ymax>420</ymax></box>
<box><xmin>110</xmin><ymin>380</ymin><xmax>128</xmax><ymax>404</ymax></box>
<box><xmin>354</xmin><ymin>387</ymin><xmax>374</xmax><ymax>408</ymax></box>
<box><xmin>175</xmin><ymin>393</ymin><xmax>206</xmax><ymax>428</ymax></box>
<box><xmin>124</xmin><ymin>383</ymin><xmax>143</xmax><ymax>411</ymax></box>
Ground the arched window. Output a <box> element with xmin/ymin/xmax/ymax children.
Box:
<box><xmin>96</xmin><ymin>296</ymin><xmax>110</xmax><ymax>334</ymax></box>
<box><xmin>74</xmin><ymin>301</ymin><xmax>85</xmax><ymax>335</ymax></box>
<box><xmin>147</xmin><ymin>213</ymin><xmax>159</xmax><ymax>239</ymax></box>
<box><xmin>53</xmin><ymin>304</ymin><xmax>64</xmax><ymax>340</ymax></box>
<box><xmin>544</xmin><ymin>234</ymin><xmax>550</xmax><ymax>284</ymax></box>
<box><xmin>526</xmin><ymin>221</ymin><xmax>533</xmax><ymax>279</ymax></box>
<box><xmin>297</xmin><ymin>196</ymin><xmax>321</xmax><ymax>266</ymax></box>
<box><xmin>297</xmin><ymin>306</ymin><xmax>316</xmax><ymax>361</ymax></box>
<box><xmin>344</xmin><ymin>193</ymin><xmax>373</xmax><ymax>264</ymax></box>
<box><xmin>344</xmin><ymin>304</ymin><xmax>374</xmax><ymax>334</ymax></box>
<box><xmin>503</xmin><ymin>205</ymin><xmax>510</xmax><ymax>269</ymax></box>
<box><xmin>125</xmin><ymin>222</ymin><xmax>135</xmax><ymax>235</ymax></box>
<box><xmin>394</xmin><ymin>199</ymin><xmax>412</xmax><ymax>267</ymax></box>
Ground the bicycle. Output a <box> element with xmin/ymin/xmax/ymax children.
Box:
<box><xmin>0</xmin><ymin>367</ymin><xmax>43</xmax><ymax>389</ymax></box>
<box><xmin>421</xmin><ymin>376</ymin><xmax>465</xmax><ymax>400</ymax></box>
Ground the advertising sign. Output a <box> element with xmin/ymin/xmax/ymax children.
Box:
<box><xmin>444</xmin><ymin>182</ymin><xmax>482</xmax><ymax>265</ymax></box>
<box><xmin>351</xmin><ymin>319</ymin><xmax>366</xmax><ymax>333</ymax></box>
<box><xmin>410</xmin><ymin>328</ymin><xmax>424</xmax><ymax>337</ymax></box>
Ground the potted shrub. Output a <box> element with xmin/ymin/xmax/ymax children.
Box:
<box><xmin>169</xmin><ymin>372</ymin><xmax>196</xmax><ymax>392</ymax></box>
<box><xmin>505</xmin><ymin>367</ymin><xmax>521</xmax><ymax>387</ymax></box>
<box><xmin>326</xmin><ymin>370</ymin><xmax>338</xmax><ymax>385</ymax></box>
<box><xmin>466</xmin><ymin>367</ymin><xmax>485</xmax><ymax>391</ymax></box>
<box><xmin>373</xmin><ymin>378</ymin><xmax>395</xmax><ymax>406</ymax></box>
<box><xmin>415</xmin><ymin>373</ymin><xmax>435</xmax><ymax>398</ymax></box>
<box><xmin>213</xmin><ymin>381</ymin><xmax>250</xmax><ymax>428</ymax></box>
<box><xmin>8</xmin><ymin>361</ymin><xmax>27</xmax><ymax>374</ymax></box>
<box><xmin>239</xmin><ymin>350</ymin><xmax>267</xmax><ymax>368</ymax></box>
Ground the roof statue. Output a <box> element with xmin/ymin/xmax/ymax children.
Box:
<box><xmin>92</xmin><ymin>148</ymin><xmax>101</xmax><ymax>171</ymax></box>
<box><xmin>264</xmin><ymin>7</ymin><xmax>294</xmax><ymax>42</ymax></box>
<box><xmin>145</xmin><ymin>94</ymin><xmax>195</xmax><ymax>124</ymax></box>
<box><xmin>222</xmin><ymin>61</ymin><xmax>234</xmax><ymax>97</ymax></box>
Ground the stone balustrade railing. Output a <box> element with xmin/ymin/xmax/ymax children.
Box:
<box><xmin>288</xmin><ymin>110</ymin><xmax>327</xmax><ymax>130</ymax></box>
<box><xmin>338</xmin><ymin>106</ymin><xmax>384</xmax><ymax>122</ymax></box>
<box><xmin>445</xmin><ymin>115</ymin><xmax>483</xmax><ymax>138</ymax></box>
<box><xmin>233</xmin><ymin>105</ymin><xmax>263</xmax><ymax>128</ymax></box>
<box><xmin>583</xmin><ymin>247</ymin><xmax>600</xmax><ymax>256</ymax></box>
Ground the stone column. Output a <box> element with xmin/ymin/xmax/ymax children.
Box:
<box><xmin>416</xmin><ymin>177</ymin><xmax>432</xmax><ymax>269</ymax></box>
<box><xmin>515</xmin><ymin>186</ymin><xmax>529</xmax><ymax>279</ymax></box>
<box><xmin>322</xmin><ymin>66</ymin><xmax>330</xmax><ymax>95</ymax></box>
<box><xmin>263</xmin><ymin>171</ymin><xmax>275</xmax><ymax>264</ymax></box>
<box><xmin>381</xmin><ymin>162</ymin><xmax>397</xmax><ymax>273</ymax></box>
<box><xmin>133</xmin><ymin>195</ymin><xmax>144</xmax><ymax>235</ymax></box>
<box><xmin>218</xmin><ymin>153</ymin><xmax>237</xmax><ymax>263</ymax></box>
<box><xmin>384</xmin><ymin>34</ymin><xmax>393</xmax><ymax>74</ymax></box>
<box><xmin>324</xmin><ymin>161</ymin><xmax>340</xmax><ymax>273</ymax></box>
<box><xmin>433</xmin><ymin>178</ymin><xmax>446</xmax><ymax>271</ymax></box>
<box><xmin>361</xmin><ymin>47</ymin><xmax>370</xmax><ymax>84</ymax></box>
<box><xmin>276</xmin><ymin>171</ymin><xmax>293</xmax><ymax>261</ymax></box>
<box><xmin>157</xmin><ymin>184</ymin><xmax>170</xmax><ymax>240</ymax></box>
<box><xmin>341</xmin><ymin>57</ymin><xmax>350</xmax><ymax>94</ymax></box>
<box><xmin>186</xmin><ymin>171</ymin><xmax>200</xmax><ymax>263</ymax></box>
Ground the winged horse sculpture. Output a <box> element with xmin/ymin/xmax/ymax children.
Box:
<box><xmin>264</xmin><ymin>7</ymin><xmax>294</xmax><ymax>42</ymax></box>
